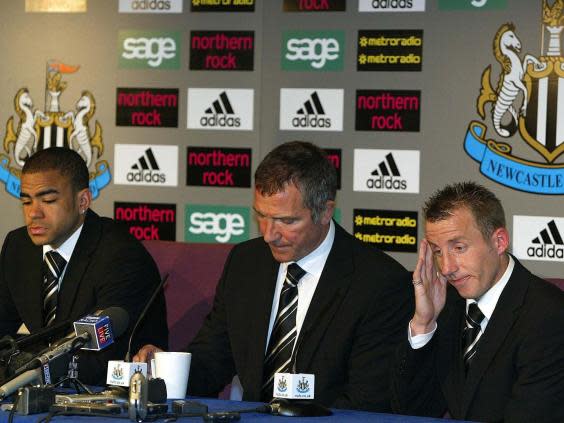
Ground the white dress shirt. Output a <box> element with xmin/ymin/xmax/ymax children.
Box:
<box><xmin>43</xmin><ymin>224</ymin><xmax>84</xmax><ymax>289</ymax></box>
<box><xmin>409</xmin><ymin>255</ymin><xmax>515</xmax><ymax>349</ymax></box>
<box><xmin>265</xmin><ymin>219</ymin><xmax>335</xmax><ymax>353</ymax></box>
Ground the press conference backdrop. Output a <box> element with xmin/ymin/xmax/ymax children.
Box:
<box><xmin>0</xmin><ymin>0</ymin><xmax>562</xmax><ymax>277</ymax></box>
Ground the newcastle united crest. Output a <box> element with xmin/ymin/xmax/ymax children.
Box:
<box><xmin>465</xmin><ymin>1</ymin><xmax>564</xmax><ymax>194</ymax></box>
<box><xmin>1</xmin><ymin>61</ymin><xmax>111</xmax><ymax>199</ymax></box>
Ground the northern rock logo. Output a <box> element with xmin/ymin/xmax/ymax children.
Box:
<box><xmin>464</xmin><ymin>1</ymin><xmax>564</xmax><ymax>195</ymax></box>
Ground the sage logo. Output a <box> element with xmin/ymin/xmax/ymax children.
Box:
<box><xmin>438</xmin><ymin>0</ymin><xmax>506</xmax><ymax>10</ymax></box>
<box><xmin>119</xmin><ymin>31</ymin><xmax>180</xmax><ymax>69</ymax></box>
<box><xmin>185</xmin><ymin>205</ymin><xmax>250</xmax><ymax>243</ymax></box>
<box><xmin>280</xmin><ymin>89</ymin><xmax>343</xmax><ymax>131</ymax></box>
<box><xmin>353</xmin><ymin>149</ymin><xmax>420</xmax><ymax>193</ymax></box>
<box><xmin>513</xmin><ymin>216</ymin><xmax>564</xmax><ymax>262</ymax></box>
<box><xmin>359</xmin><ymin>0</ymin><xmax>425</xmax><ymax>12</ymax></box>
<box><xmin>282</xmin><ymin>31</ymin><xmax>344</xmax><ymax>71</ymax></box>
<box><xmin>118</xmin><ymin>0</ymin><xmax>183</xmax><ymax>13</ymax></box>
<box><xmin>187</xmin><ymin>88</ymin><xmax>254</xmax><ymax>130</ymax></box>
<box><xmin>114</xmin><ymin>144</ymin><xmax>178</xmax><ymax>186</ymax></box>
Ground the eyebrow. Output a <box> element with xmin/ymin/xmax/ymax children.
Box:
<box><xmin>252</xmin><ymin>207</ymin><xmax>295</xmax><ymax>220</ymax></box>
<box><xmin>20</xmin><ymin>188</ymin><xmax>59</xmax><ymax>199</ymax></box>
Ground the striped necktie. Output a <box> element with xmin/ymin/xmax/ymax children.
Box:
<box><xmin>462</xmin><ymin>302</ymin><xmax>485</xmax><ymax>371</ymax></box>
<box><xmin>261</xmin><ymin>263</ymin><xmax>306</xmax><ymax>401</ymax></box>
<box><xmin>43</xmin><ymin>251</ymin><xmax>67</xmax><ymax>327</ymax></box>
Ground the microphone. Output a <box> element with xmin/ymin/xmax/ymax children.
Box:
<box><xmin>16</xmin><ymin>307</ymin><xmax>129</xmax><ymax>374</ymax></box>
<box><xmin>16</xmin><ymin>319</ymin><xmax>73</xmax><ymax>350</ymax></box>
<box><xmin>0</xmin><ymin>367</ymin><xmax>43</xmax><ymax>400</ymax></box>
<box><xmin>124</xmin><ymin>274</ymin><xmax>168</xmax><ymax>362</ymax></box>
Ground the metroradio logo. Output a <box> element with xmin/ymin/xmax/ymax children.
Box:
<box><xmin>114</xmin><ymin>144</ymin><xmax>178</xmax><ymax>186</ymax></box>
<box><xmin>280</xmin><ymin>89</ymin><xmax>343</xmax><ymax>131</ymax></box>
<box><xmin>513</xmin><ymin>216</ymin><xmax>564</xmax><ymax>261</ymax></box>
<box><xmin>354</xmin><ymin>149</ymin><xmax>419</xmax><ymax>193</ymax></box>
<box><xmin>187</xmin><ymin>88</ymin><xmax>253</xmax><ymax>130</ymax></box>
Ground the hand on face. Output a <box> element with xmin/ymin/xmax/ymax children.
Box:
<box><xmin>410</xmin><ymin>239</ymin><xmax>448</xmax><ymax>335</ymax></box>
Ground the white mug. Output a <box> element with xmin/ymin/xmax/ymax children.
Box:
<box><xmin>151</xmin><ymin>351</ymin><xmax>191</xmax><ymax>399</ymax></box>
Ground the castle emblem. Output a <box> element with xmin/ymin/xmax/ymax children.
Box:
<box><xmin>277</xmin><ymin>376</ymin><xmax>288</xmax><ymax>392</ymax></box>
<box><xmin>464</xmin><ymin>1</ymin><xmax>564</xmax><ymax>194</ymax></box>
<box><xmin>1</xmin><ymin>61</ymin><xmax>111</xmax><ymax>198</ymax></box>
<box><xmin>112</xmin><ymin>363</ymin><xmax>124</xmax><ymax>380</ymax></box>
<box><xmin>296</xmin><ymin>376</ymin><xmax>310</xmax><ymax>394</ymax></box>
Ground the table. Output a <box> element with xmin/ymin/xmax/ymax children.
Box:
<box><xmin>0</xmin><ymin>397</ymin><xmax>466</xmax><ymax>422</ymax></box>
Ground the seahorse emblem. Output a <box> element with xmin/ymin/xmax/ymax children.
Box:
<box><xmin>477</xmin><ymin>23</ymin><xmax>545</xmax><ymax>138</ymax></box>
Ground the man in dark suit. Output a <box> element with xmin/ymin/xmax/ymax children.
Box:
<box><xmin>391</xmin><ymin>182</ymin><xmax>564</xmax><ymax>422</ymax></box>
<box><xmin>0</xmin><ymin>147</ymin><xmax>168</xmax><ymax>385</ymax></box>
<box><xmin>136</xmin><ymin>141</ymin><xmax>413</xmax><ymax>411</ymax></box>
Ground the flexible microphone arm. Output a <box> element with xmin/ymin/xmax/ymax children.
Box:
<box><xmin>125</xmin><ymin>274</ymin><xmax>169</xmax><ymax>362</ymax></box>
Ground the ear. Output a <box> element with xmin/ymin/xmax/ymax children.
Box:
<box><xmin>491</xmin><ymin>227</ymin><xmax>510</xmax><ymax>255</ymax></box>
<box><xmin>77</xmin><ymin>188</ymin><xmax>92</xmax><ymax>215</ymax></box>
<box><xmin>320</xmin><ymin>200</ymin><xmax>336</xmax><ymax>225</ymax></box>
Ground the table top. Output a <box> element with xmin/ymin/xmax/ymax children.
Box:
<box><xmin>0</xmin><ymin>396</ymin><xmax>464</xmax><ymax>422</ymax></box>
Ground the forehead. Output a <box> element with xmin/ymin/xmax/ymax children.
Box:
<box><xmin>253</xmin><ymin>184</ymin><xmax>307</xmax><ymax>214</ymax></box>
<box><xmin>425</xmin><ymin>207</ymin><xmax>480</xmax><ymax>243</ymax></box>
<box><xmin>21</xmin><ymin>169</ymin><xmax>70</xmax><ymax>193</ymax></box>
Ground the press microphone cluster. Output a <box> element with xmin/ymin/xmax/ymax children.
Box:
<box><xmin>0</xmin><ymin>307</ymin><xmax>129</xmax><ymax>400</ymax></box>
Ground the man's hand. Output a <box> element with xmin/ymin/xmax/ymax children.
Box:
<box><xmin>410</xmin><ymin>239</ymin><xmax>447</xmax><ymax>335</ymax></box>
<box><xmin>132</xmin><ymin>344</ymin><xmax>164</xmax><ymax>362</ymax></box>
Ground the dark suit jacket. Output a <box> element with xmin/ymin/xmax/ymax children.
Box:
<box><xmin>0</xmin><ymin>210</ymin><xmax>168</xmax><ymax>384</ymax></box>
<box><xmin>392</xmin><ymin>257</ymin><xmax>564</xmax><ymax>423</ymax></box>
<box><xmin>187</xmin><ymin>222</ymin><xmax>413</xmax><ymax>411</ymax></box>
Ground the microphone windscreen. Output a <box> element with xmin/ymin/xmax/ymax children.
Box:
<box><xmin>100</xmin><ymin>307</ymin><xmax>130</xmax><ymax>337</ymax></box>
<box><xmin>147</xmin><ymin>378</ymin><xmax>167</xmax><ymax>403</ymax></box>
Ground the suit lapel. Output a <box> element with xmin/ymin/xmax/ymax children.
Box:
<box><xmin>440</xmin><ymin>288</ymin><xmax>466</xmax><ymax>418</ymax></box>
<box><xmin>461</xmin><ymin>259</ymin><xmax>529</xmax><ymax>416</ymax></box>
<box><xmin>243</xmin><ymin>243</ymin><xmax>279</xmax><ymax>396</ymax></box>
<box><xmin>55</xmin><ymin>210</ymin><xmax>101</xmax><ymax>322</ymax></box>
<box><xmin>13</xmin><ymin>242</ymin><xmax>44</xmax><ymax>332</ymax></box>
<box><xmin>295</xmin><ymin>224</ymin><xmax>354</xmax><ymax>370</ymax></box>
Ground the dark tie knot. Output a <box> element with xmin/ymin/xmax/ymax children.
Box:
<box><xmin>286</xmin><ymin>263</ymin><xmax>306</xmax><ymax>287</ymax></box>
<box><xmin>466</xmin><ymin>302</ymin><xmax>485</xmax><ymax>328</ymax></box>
<box><xmin>45</xmin><ymin>250</ymin><xmax>67</xmax><ymax>274</ymax></box>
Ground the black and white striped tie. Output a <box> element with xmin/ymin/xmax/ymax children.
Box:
<box><xmin>261</xmin><ymin>263</ymin><xmax>306</xmax><ymax>402</ymax></box>
<box><xmin>462</xmin><ymin>302</ymin><xmax>485</xmax><ymax>371</ymax></box>
<box><xmin>43</xmin><ymin>251</ymin><xmax>67</xmax><ymax>327</ymax></box>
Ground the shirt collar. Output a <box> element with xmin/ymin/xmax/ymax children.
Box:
<box><xmin>467</xmin><ymin>255</ymin><xmax>514</xmax><ymax>321</ymax></box>
<box><xmin>43</xmin><ymin>224</ymin><xmax>84</xmax><ymax>263</ymax></box>
<box><xmin>285</xmin><ymin>219</ymin><xmax>335</xmax><ymax>279</ymax></box>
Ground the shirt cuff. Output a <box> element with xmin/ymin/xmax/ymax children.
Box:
<box><xmin>408</xmin><ymin>320</ymin><xmax>437</xmax><ymax>349</ymax></box>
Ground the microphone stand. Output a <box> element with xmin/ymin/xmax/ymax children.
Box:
<box><xmin>50</xmin><ymin>355</ymin><xmax>93</xmax><ymax>394</ymax></box>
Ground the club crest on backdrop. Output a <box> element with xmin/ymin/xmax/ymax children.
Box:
<box><xmin>464</xmin><ymin>0</ymin><xmax>564</xmax><ymax>194</ymax></box>
<box><xmin>1</xmin><ymin>61</ymin><xmax>111</xmax><ymax>199</ymax></box>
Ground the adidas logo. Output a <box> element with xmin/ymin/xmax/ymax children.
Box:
<box><xmin>131</xmin><ymin>148</ymin><xmax>160</xmax><ymax>170</ymax></box>
<box><xmin>527</xmin><ymin>220</ymin><xmax>564</xmax><ymax>259</ymax></box>
<box><xmin>371</xmin><ymin>153</ymin><xmax>400</xmax><ymax>177</ymax></box>
<box><xmin>292</xmin><ymin>91</ymin><xmax>331</xmax><ymax>128</ymax></box>
<box><xmin>366</xmin><ymin>153</ymin><xmax>407</xmax><ymax>190</ymax></box>
<box><xmin>127</xmin><ymin>148</ymin><xmax>166</xmax><ymax>183</ymax></box>
<box><xmin>200</xmin><ymin>91</ymin><xmax>241</xmax><ymax>127</ymax></box>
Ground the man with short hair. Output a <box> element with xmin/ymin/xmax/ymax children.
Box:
<box><xmin>392</xmin><ymin>182</ymin><xmax>564</xmax><ymax>422</ymax></box>
<box><xmin>136</xmin><ymin>141</ymin><xmax>413</xmax><ymax>411</ymax></box>
<box><xmin>0</xmin><ymin>147</ymin><xmax>168</xmax><ymax>385</ymax></box>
